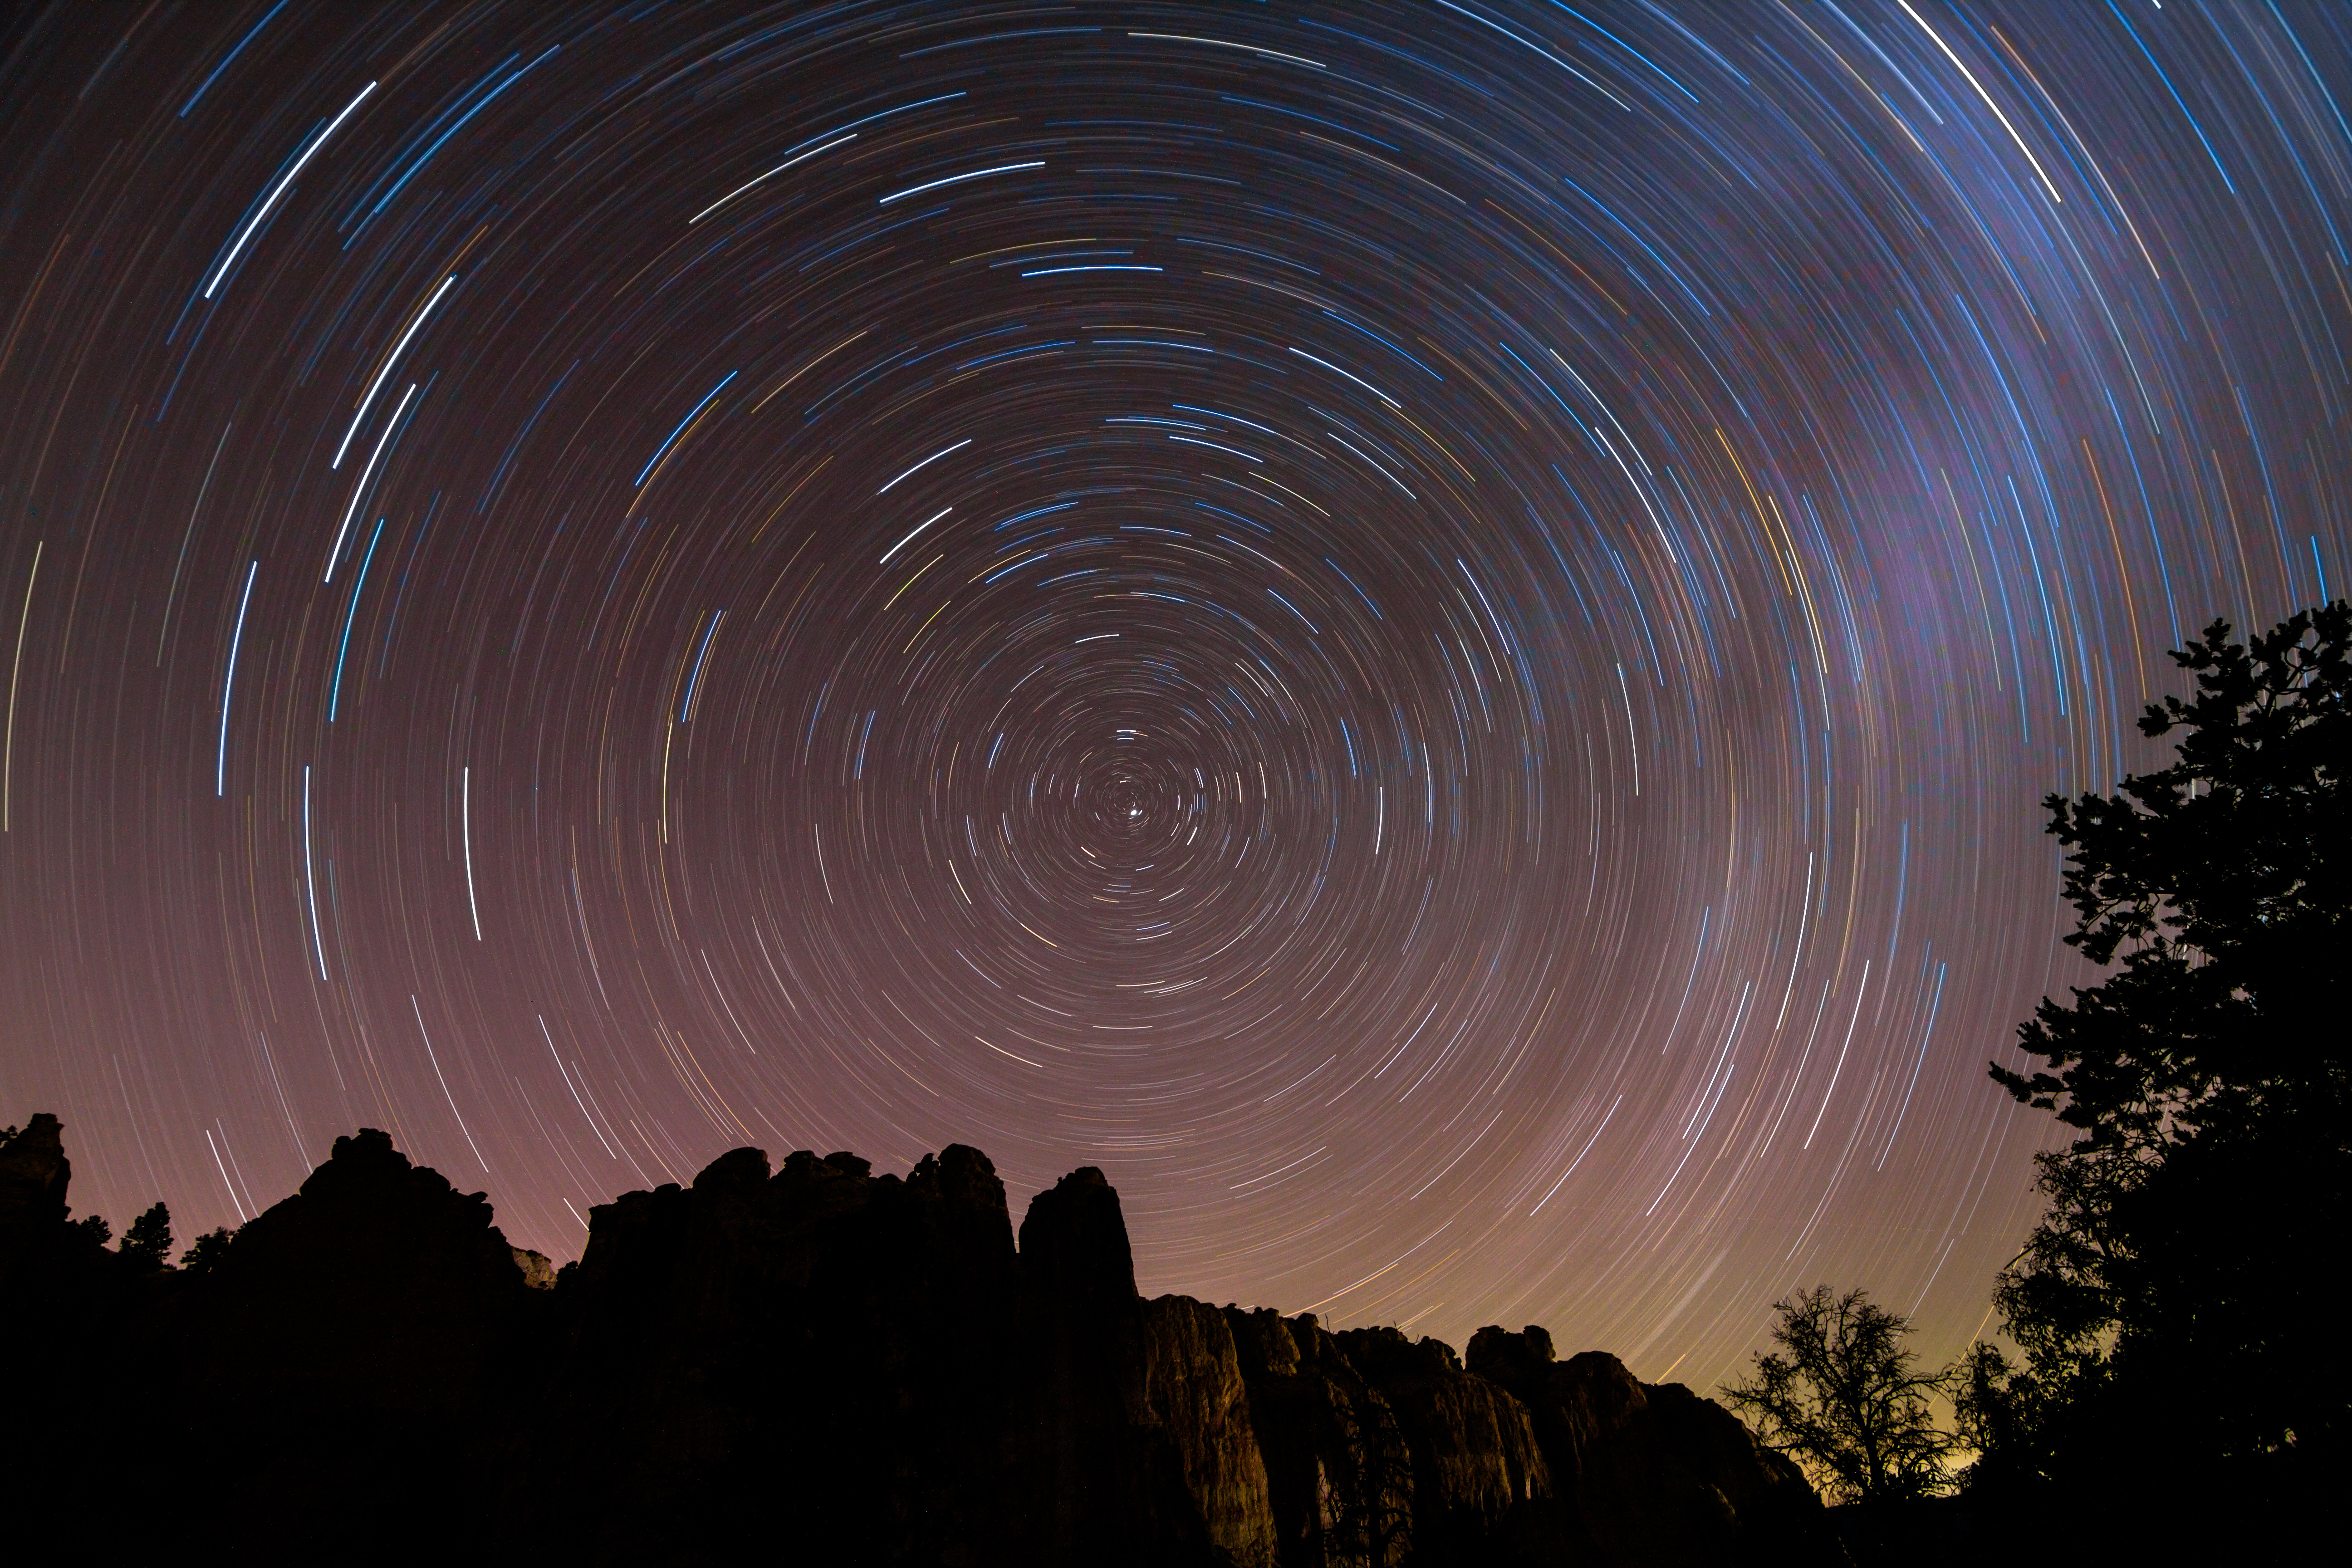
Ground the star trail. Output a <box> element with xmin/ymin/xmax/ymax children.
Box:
<box><xmin>3</xmin><ymin>1</ymin><xmax>2348</xmax><ymax>1390</ymax></box>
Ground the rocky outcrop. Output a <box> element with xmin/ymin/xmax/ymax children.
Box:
<box><xmin>0</xmin><ymin>1112</ymin><xmax>71</xmax><ymax>1241</ymax></box>
<box><xmin>0</xmin><ymin>1114</ymin><xmax>127</xmax><ymax>1557</ymax></box>
<box><xmin>144</xmin><ymin>1128</ymin><xmax>541</xmax><ymax>1558</ymax></box>
<box><xmin>1225</xmin><ymin>1307</ymin><xmax>1417</xmax><ymax>1567</ymax></box>
<box><xmin>5</xmin><ymin>1114</ymin><xmax>1834</xmax><ymax>1566</ymax></box>
<box><xmin>1145</xmin><ymin>1294</ymin><xmax>1282</xmax><ymax>1567</ymax></box>
<box><xmin>1336</xmin><ymin>1325</ymin><xmax>1569</xmax><ymax>1564</ymax></box>
<box><xmin>0</xmin><ymin>1113</ymin><xmax>112</xmax><ymax>1314</ymax></box>
<box><xmin>168</xmin><ymin>1128</ymin><xmax>535</xmax><ymax>1419</ymax></box>
<box><xmin>1467</xmin><ymin>1325</ymin><xmax>1836</xmax><ymax>1565</ymax></box>
<box><xmin>508</xmin><ymin>1142</ymin><xmax>1046</xmax><ymax>1561</ymax></box>
<box><xmin>495</xmin><ymin>1145</ymin><xmax>1218</xmax><ymax>1564</ymax></box>
<box><xmin>1017</xmin><ymin>1166</ymin><xmax>1215</xmax><ymax>1563</ymax></box>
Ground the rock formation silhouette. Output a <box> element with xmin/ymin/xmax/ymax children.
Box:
<box><xmin>0</xmin><ymin>1116</ymin><xmax>1834</xmax><ymax>1565</ymax></box>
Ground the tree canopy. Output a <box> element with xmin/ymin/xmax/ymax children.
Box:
<box><xmin>177</xmin><ymin>1225</ymin><xmax>236</xmax><ymax>1274</ymax></box>
<box><xmin>120</xmin><ymin>1201</ymin><xmax>172</xmax><ymax>1269</ymax></box>
<box><xmin>1993</xmin><ymin>602</ymin><xmax>2347</xmax><ymax>1149</ymax></box>
<box><xmin>1980</xmin><ymin>602</ymin><xmax>2348</xmax><ymax>1484</ymax></box>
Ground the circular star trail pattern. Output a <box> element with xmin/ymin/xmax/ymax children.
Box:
<box><xmin>3</xmin><ymin>2</ymin><xmax>2348</xmax><ymax>1386</ymax></box>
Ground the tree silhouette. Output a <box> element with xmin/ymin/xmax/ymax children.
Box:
<box><xmin>1723</xmin><ymin>1286</ymin><xmax>1957</xmax><ymax>1505</ymax></box>
<box><xmin>1984</xmin><ymin>603</ymin><xmax>2349</xmax><ymax>1480</ymax></box>
<box><xmin>178</xmin><ymin>1226</ymin><xmax>236</xmax><ymax>1274</ymax></box>
<box><xmin>120</xmin><ymin>1202</ymin><xmax>172</xmax><ymax>1269</ymax></box>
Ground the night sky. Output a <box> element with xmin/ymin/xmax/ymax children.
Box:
<box><xmin>3</xmin><ymin>0</ymin><xmax>2346</xmax><ymax>1389</ymax></box>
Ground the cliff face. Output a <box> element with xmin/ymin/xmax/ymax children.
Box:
<box><xmin>1144</xmin><ymin>1295</ymin><xmax>1282</xmax><ymax>1567</ymax></box>
<box><xmin>1</xmin><ymin>1117</ymin><xmax>1838</xmax><ymax>1567</ymax></box>
<box><xmin>1336</xmin><ymin>1324</ymin><xmax>1561</xmax><ymax>1563</ymax></box>
<box><xmin>1465</xmin><ymin>1326</ymin><xmax>1830</xmax><ymax>1567</ymax></box>
<box><xmin>1224</xmin><ymin>1305</ymin><xmax>1421</xmax><ymax>1567</ymax></box>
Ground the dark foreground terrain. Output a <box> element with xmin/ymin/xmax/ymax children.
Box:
<box><xmin>1</xmin><ymin>1115</ymin><xmax>1838</xmax><ymax>1564</ymax></box>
